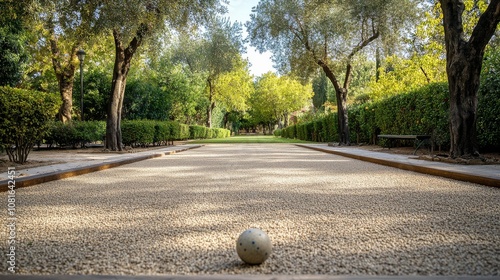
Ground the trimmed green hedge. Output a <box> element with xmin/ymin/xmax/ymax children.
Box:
<box><xmin>46</xmin><ymin>120</ymin><xmax>106</xmax><ymax>147</ymax></box>
<box><xmin>121</xmin><ymin>120</ymin><xmax>156</xmax><ymax>147</ymax></box>
<box><xmin>46</xmin><ymin>121</ymin><xmax>106</xmax><ymax>148</ymax></box>
<box><xmin>281</xmin><ymin>82</ymin><xmax>499</xmax><ymax>151</ymax></box>
<box><xmin>45</xmin><ymin>120</ymin><xmax>231</xmax><ymax>148</ymax></box>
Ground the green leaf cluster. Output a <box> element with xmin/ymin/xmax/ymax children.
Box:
<box><xmin>120</xmin><ymin>121</ymin><xmax>229</xmax><ymax>148</ymax></box>
<box><xmin>45</xmin><ymin>120</ymin><xmax>106</xmax><ymax>148</ymax></box>
<box><xmin>477</xmin><ymin>47</ymin><xmax>500</xmax><ymax>151</ymax></box>
<box><xmin>0</xmin><ymin>86</ymin><xmax>60</xmax><ymax>163</ymax></box>
<box><xmin>282</xmin><ymin>76</ymin><xmax>500</xmax><ymax>151</ymax></box>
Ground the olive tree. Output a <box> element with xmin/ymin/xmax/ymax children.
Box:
<box><xmin>439</xmin><ymin>0</ymin><xmax>500</xmax><ymax>157</ymax></box>
<box><xmin>247</xmin><ymin>0</ymin><xmax>417</xmax><ymax>145</ymax></box>
<box><xmin>93</xmin><ymin>0</ymin><xmax>225</xmax><ymax>150</ymax></box>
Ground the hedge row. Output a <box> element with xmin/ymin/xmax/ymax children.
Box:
<box><xmin>277</xmin><ymin>82</ymin><xmax>500</xmax><ymax>150</ymax></box>
<box><xmin>45</xmin><ymin>121</ymin><xmax>106</xmax><ymax>148</ymax></box>
<box><xmin>45</xmin><ymin>120</ymin><xmax>230</xmax><ymax>148</ymax></box>
<box><xmin>189</xmin><ymin>125</ymin><xmax>231</xmax><ymax>140</ymax></box>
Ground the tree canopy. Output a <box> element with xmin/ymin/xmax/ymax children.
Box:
<box><xmin>247</xmin><ymin>0</ymin><xmax>418</xmax><ymax>144</ymax></box>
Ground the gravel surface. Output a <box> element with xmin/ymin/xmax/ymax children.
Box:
<box><xmin>1</xmin><ymin>144</ymin><xmax>499</xmax><ymax>276</ymax></box>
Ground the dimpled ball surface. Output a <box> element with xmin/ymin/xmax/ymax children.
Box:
<box><xmin>236</xmin><ymin>228</ymin><xmax>272</xmax><ymax>265</ymax></box>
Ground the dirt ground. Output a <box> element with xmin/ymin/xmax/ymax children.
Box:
<box><xmin>1</xmin><ymin>142</ymin><xmax>499</xmax><ymax>171</ymax></box>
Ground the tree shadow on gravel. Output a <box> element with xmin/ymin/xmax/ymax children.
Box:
<box><xmin>1</xmin><ymin>145</ymin><xmax>499</xmax><ymax>275</ymax></box>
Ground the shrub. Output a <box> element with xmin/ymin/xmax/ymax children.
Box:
<box><xmin>190</xmin><ymin>125</ymin><xmax>208</xmax><ymax>139</ymax></box>
<box><xmin>280</xmin><ymin>80</ymin><xmax>499</xmax><ymax>152</ymax></box>
<box><xmin>189</xmin><ymin>125</ymin><xmax>230</xmax><ymax>139</ymax></box>
<box><xmin>213</xmin><ymin>128</ymin><xmax>231</xmax><ymax>138</ymax></box>
<box><xmin>0</xmin><ymin>86</ymin><xmax>60</xmax><ymax>163</ymax></box>
<box><xmin>121</xmin><ymin>120</ymin><xmax>156</xmax><ymax>147</ymax></box>
<box><xmin>477</xmin><ymin>48</ymin><xmax>500</xmax><ymax>151</ymax></box>
<box><xmin>281</xmin><ymin>83</ymin><xmax>449</xmax><ymax>146</ymax></box>
<box><xmin>45</xmin><ymin>121</ymin><xmax>80</xmax><ymax>148</ymax></box>
<box><xmin>45</xmin><ymin>121</ymin><xmax>106</xmax><ymax>148</ymax></box>
<box><xmin>154</xmin><ymin>121</ymin><xmax>171</xmax><ymax>146</ymax></box>
<box><xmin>179</xmin><ymin>124</ymin><xmax>190</xmax><ymax>140</ymax></box>
<box><xmin>273</xmin><ymin>129</ymin><xmax>282</xmax><ymax>137</ymax></box>
<box><xmin>74</xmin><ymin>121</ymin><xmax>106</xmax><ymax>145</ymax></box>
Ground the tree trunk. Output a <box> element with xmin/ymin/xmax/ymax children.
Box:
<box><xmin>50</xmin><ymin>37</ymin><xmax>77</xmax><ymax>123</ymax></box>
<box><xmin>58</xmin><ymin>78</ymin><xmax>75</xmax><ymax>123</ymax></box>
<box><xmin>283</xmin><ymin>112</ymin><xmax>289</xmax><ymax>127</ymax></box>
<box><xmin>336</xmin><ymin>88</ymin><xmax>349</xmax><ymax>145</ymax></box>
<box><xmin>206</xmin><ymin>78</ymin><xmax>215</xmax><ymax>128</ymax></box>
<box><xmin>446</xmin><ymin>47</ymin><xmax>482</xmax><ymax>158</ymax></box>
<box><xmin>375</xmin><ymin>47</ymin><xmax>381</xmax><ymax>82</ymax></box>
<box><xmin>105</xmin><ymin>29</ymin><xmax>143</xmax><ymax>151</ymax></box>
<box><xmin>318</xmin><ymin>61</ymin><xmax>350</xmax><ymax>145</ymax></box>
<box><xmin>440</xmin><ymin>0</ymin><xmax>500</xmax><ymax>157</ymax></box>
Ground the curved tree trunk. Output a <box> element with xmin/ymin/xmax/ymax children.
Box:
<box><xmin>446</xmin><ymin>46</ymin><xmax>482</xmax><ymax>158</ymax></box>
<box><xmin>440</xmin><ymin>0</ymin><xmax>500</xmax><ymax>158</ymax></box>
<box><xmin>318</xmin><ymin>61</ymin><xmax>350</xmax><ymax>145</ymax></box>
<box><xmin>50</xmin><ymin>36</ymin><xmax>78</xmax><ymax>123</ymax></box>
<box><xmin>57</xmin><ymin>78</ymin><xmax>75</xmax><ymax>123</ymax></box>
<box><xmin>206</xmin><ymin>78</ymin><xmax>215</xmax><ymax>128</ymax></box>
<box><xmin>336</xmin><ymin>88</ymin><xmax>349</xmax><ymax>145</ymax></box>
<box><xmin>105</xmin><ymin>29</ymin><xmax>144</xmax><ymax>151</ymax></box>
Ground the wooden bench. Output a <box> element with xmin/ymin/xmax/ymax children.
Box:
<box><xmin>377</xmin><ymin>134</ymin><xmax>432</xmax><ymax>155</ymax></box>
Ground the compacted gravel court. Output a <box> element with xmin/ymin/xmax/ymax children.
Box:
<box><xmin>1</xmin><ymin>144</ymin><xmax>499</xmax><ymax>276</ymax></box>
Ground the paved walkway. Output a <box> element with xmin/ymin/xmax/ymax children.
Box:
<box><xmin>0</xmin><ymin>144</ymin><xmax>203</xmax><ymax>191</ymax></box>
<box><xmin>297</xmin><ymin>144</ymin><xmax>500</xmax><ymax>188</ymax></box>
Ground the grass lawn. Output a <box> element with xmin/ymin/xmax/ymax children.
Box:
<box><xmin>191</xmin><ymin>135</ymin><xmax>315</xmax><ymax>144</ymax></box>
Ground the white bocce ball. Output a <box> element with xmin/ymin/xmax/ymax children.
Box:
<box><xmin>236</xmin><ymin>228</ymin><xmax>272</xmax><ymax>265</ymax></box>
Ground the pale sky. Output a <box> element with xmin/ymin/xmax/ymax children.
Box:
<box><xmin>226</xmin><ymin>0</ymin><xmax>275</xmax><ymax>77</ymax></box>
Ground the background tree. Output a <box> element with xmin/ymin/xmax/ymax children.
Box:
<box><xmin>186</xmin><ymin>18</ymin><xmax>245</xmax><ymax>128</ymax></box>
<box><xmin>312</xmin><ymin>72</ymin><xmax>329</xmax><ymax>111</ymax></box>
<box><xmin>94</xmin><ymin>0</ymin><xmax>226</xmax><ymax>150</ymax></box>
<box><xmin>439</xmin><ymin>0</ymin><xmax>500</xmax><ymax>157</ymax></box>
<box><xmin>0</xmin><ymin>0</ymin><xmax>29</xmax><ymax>87</ymax></box>
<box><xmin>28</xmin><ymin>0</ymin><xmax>99</xmax><ymax>123</ymax></box>
<box><xmin>250</xmin><ymin>72</ymin><xmax>312</xmax><ymax>131</ymax></box>
<box><xmin>214</xmin><ymin>58</ymin><xmax>255</xmax><ymax>129</ymax></box>
<box><xmin>247</xmin><ymin>0</ymin><xmax>417</xmax><ymax>145</ymax></box>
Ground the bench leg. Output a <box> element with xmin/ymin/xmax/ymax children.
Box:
<box><xmin>413</xmin><ymin>139</ymin><xmax>429</xmax><ymax>155</ymax></box>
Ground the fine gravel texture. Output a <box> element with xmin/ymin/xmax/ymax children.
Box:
<box><xmin>1</xmin><ymin>144</ymin><xmax>499</xmax><ymax>276</ymax></box>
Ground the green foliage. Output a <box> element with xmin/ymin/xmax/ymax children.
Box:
<box><xmin>75</xmin><ymin>121</ymin><xmax>106</xmax><ymax>145</ymax></box>
<box><xmin>212</xmin><ymin>128</ymin><xmax>231</xmax><ymax>138</ymax></box>
<box><xmin>120</xmin><ymin>120</ymin><xmax>229</xmax><ymax>146</ymax></box>
<box><xmin>0</xmin><ymin>25</ymin><xmax>29</xmax><ymax>86</ymax></box>
<box><xmin>477</xmin><ymin>47</ymin><xmax>500</xmax><ymax>150</ymax></box>
<box><xmin>154</xmin><ymin>122</ymin><xmax>171</xmax><ymax>146</ymax></box>
<box><xmin>0</xmin><ymin>86</ymin><xmax>60</xmax><ymax>163</ymax></box>
<box><xmin>45</xmin><ymin>121</ymin><xmax>79</xmax><ymax>147</ymax></box>
<box><xmin>43</xmin><ymin>120</ymin><xmax>230</xmax><ymax>149</ymax></box>
<box><xmin>73</xmin><ymin>67</ymin><xmax>111</xmax><ymax>121</ymax></box>
<box><xmin>282</xmin><ymin>83</ymin><xmax>451</xmax><ymax>147</ymax></box>
<box><xmin>189</xmin><ymin>125</ymin><xmax>230</xmax><ymax>139</ymax></box>
<box><xmin>0</xmin><ymin>1</ymin><xmax>29</xmax><ymax>87</ymax></box>
<box><xmin>312</xmin><ymin>72</ymin><xmax>329</xmax><ymax>110</ymax></box>
<box><xmin>168</xmin><ymin>122</ymin><xmax>187</xmax><ymax>140</ymax></box>
<box><xmin>190</xmin><ymin>125</ymin><xmax>210</xmax><ymax>139</ymax></box>
<box><xmin>282</xmin><ymin>81</ymin><xmax>500</xmax><ymax>152</ymax></box>
<box><xmin>45</xmin><ymin>120</ymin><xmax>106</xmax><ymax>147</ymax></box>
<box><xmin>250</xmin><ymin>73</ymin><xmax>313</xmax><ymax>125</ymax></box>
<box><xmin>123</xmin><ymin>78</ymin><xmax>168</xmax><ymax>121</ymax></box>
<box><xmin>366</xmin><ymin>54</ymin><xmax>447</xmax><ymax>101</ymax></box>
<box><xmin>121</xmin><ymin>120</ymin><xmax>156</xmax><ymax>147</ymax></box>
